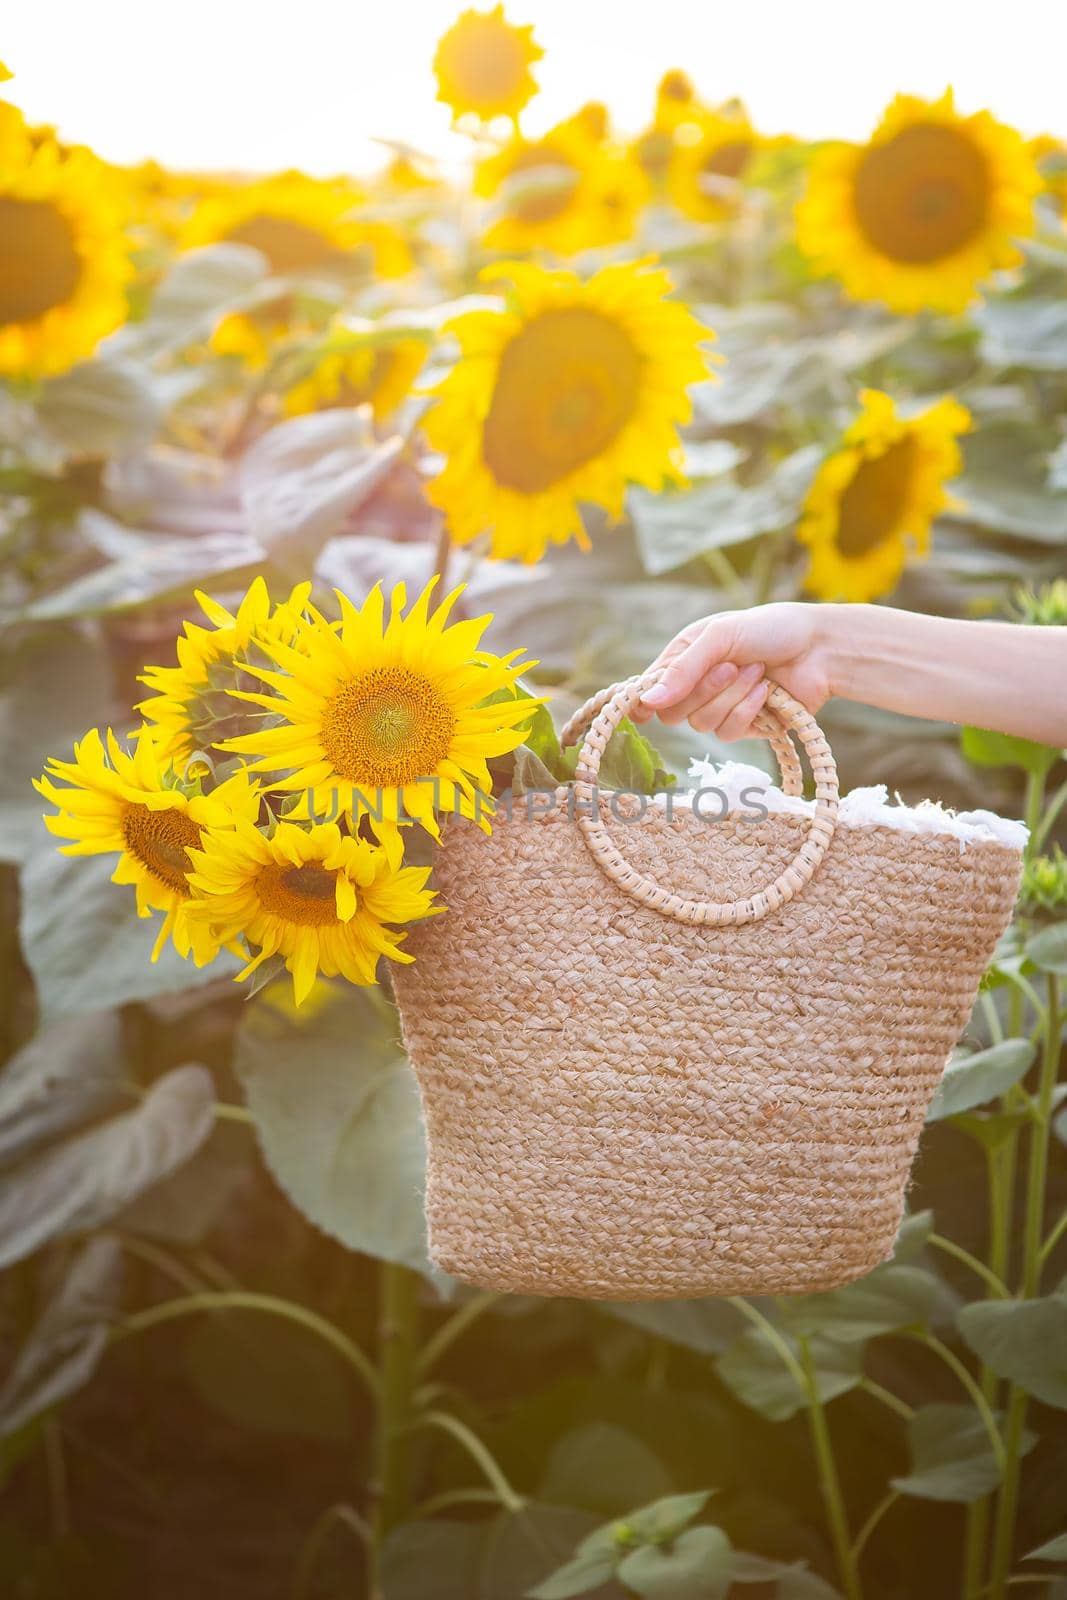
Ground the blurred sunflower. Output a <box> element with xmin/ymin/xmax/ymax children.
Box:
<box><xmin>138</xmin><ymin>578</ymin><xmax>312</xmax><ymax>765</ymax></box>
<box><xmin>632</xmin><ymin>71</ymin><xmax>701</xmax><ymax>186</ymax></box>
<box><xmin>433</xmin><ymin>5</ymin><xmax>542</xmax><ymax>124</ymax></box>
<box><xmin>475</xmin><ymin>121</ymin><xmax>646</xmax><ymax>255</ymax></box>
<box><xmin>797</xmin><ymin>91</ymin><xmax>1040</xmax><ymax>314</ymax></box>
<box><xmin>0</xmin><ymin>98</ymin><xmax>30</xmax><ymax>164</ymax></box>
<box><xmin>0</xmin><ymin>140</ymin><xmax>130</xmax><ymax>377</ymax></box>
<box><xmin>187</xmin><ymin>819</ymin><xmax>439</xmax><ymax>1005</ymax></box>
<box><xmin>1031</xmin><ymin>133</ymin><xmax>1067</xmax><ymax>216</ymax></box>
<box><xmin>284</xmin><ymin>333</ymin><xmax>427</xmax><ymax>423</ymax></box>
<box><xmin>184</xmin><ymin>171</ymin><xmax>411</xmax><ymax>280</ymax></box>
<box><xmin>220</xmin><ymin>579</ymin><xmax>539</xmax><ymax>855</ymax></box>
<box><xmin>798</xmin><ymin>388</ymin><xmax>971</xmax><ymax>602</ymax></box>
<box><xmin>35</xmin><ymin>727</ymin><xmax>260</xmax><ymax>964</ymax></box>
<box><xmin>668</xmin><ymin>105</ymin><xmax>761</xmax><ymax>222</ymax></box>
<box><xmin>425</xmin><ymin>259</ymin><xmax>711</xmax><ymax>561</ymax></box>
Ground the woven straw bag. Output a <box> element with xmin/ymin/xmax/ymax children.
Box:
<box><xmin>393</xmin><ymin>673</ymin><xmax>1023</xmax><ymax>1300</ymax></box>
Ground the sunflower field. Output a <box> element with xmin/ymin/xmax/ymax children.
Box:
<box><xmin>2</xmin><ymin>12</ymin><xmax>1067</xmax><ymax>1600</ymax></box>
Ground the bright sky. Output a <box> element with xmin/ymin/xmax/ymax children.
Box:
<box><xmin>6</xmin><ymin>0</ymin><xmax>1067</xmax><ymax>176</ymax></box>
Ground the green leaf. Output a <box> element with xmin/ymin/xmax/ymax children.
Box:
<box><xmin>0</xmin><ymin>1012</ymin><xmax>124</xmax><ymax>1167</ymax></box>
<box><xmin>597</xmin><ymin>720</ymin><xmax>676</xmax><ymax>795</ymax></box>
<box><xmin>623</xmin><ymin>1492</ymin><xmax>714</xmax><ymax>1543</ymax></box>
<box><xmin>233</xmin><ymin>981</ymin><xmax>432</xmax><ymax>1277</ymax></box>
<box><xmin>629</xmin><ymin>447</ymin><xmax>820</xmax><ymax>576</ymax></box>
<box><xmin>483</xmin><ymin>1505</ymin><xmax>607</xmax><ymax>1600</ymax></box>
<box><xmin>961</xmin><ymin>725</ymin><xmax>1060</xmax><ymax>779</ymax></box>
<box><xmin>728</xmin><ymin>1553</ymin><xmax>843</xmax><ymax>1597</ymax></box>
<box><xmin>0</xmin><ymin>1065</ymin><xmax>214</xmax><ymax>1268</ymax></box>
<box><xmin>1027</xmin><ymin>924</ymin><xmax>1067</xmax><ymax>975</ymax></box>
<box><xmin>959</xmin><ymin>1293</ymin><xmax>1067</xmax><ymax>1409</ymax></box>
<box><xmin>19</xmin><ymin>849</ymin><xmax>236</xmax><ymax>1018</ymax></box>
<box><xmin>0</xmin><ymin>623</ymin><xmax>112</xmax><ymax>862</ymax></box>
<box><xmin>381</xmin><ymin>1521</ymin><xmax>483</xmax><ymax>1600</ymax></box>
<box><xmin>115</xmin><ymin>243</ymin><xmax>270</xmax><ymax>359</ymax></box>
<box><xmin>525</xmin><ymin>1550</ymin><xmax>616</xmax><ymax>1599</ymax></box>
<box><xmin>779</xmin><ymin>1265</ymin><xmax>938</xmax><ymax>1344</ymax></box>
<box><xmin>891</xmin><ymin>1404</ymin><xmax>1030</xmax><ymax>1503</ymax></box>
<box><xmin>974</xmin><ymin>294</ymin><xmax>1067</xmax><ymax>372</ymax></box>
<box><xmin>1025</xmin><ymin>1532</ymin><xmax>1067</xmax><ymax>1562</ymax></box>
<box><xmin>538</xmin><ymin>1423</ymin><xmax>673</xmax><ymax>1518</ymax></box>
<box><xmin>37</xmin><ymin>357</ymin><xmax>163</xmax><ymax>457</ymax></box>
<box><xmin>951</xmin><ymin>424</ymin><xmax>1067</xmax><ymax>545</ymax></box>
<box><xmin>239</xmin><ymin>408</ymin><xmax>402</xmax><ymax>569</ymax></box>
<box><xmin>601</xmin><ymin>1298</ymin><xmax>746</xmax><ymax>1357</ymax></box>
<box><xmin>716</xmin><ymin>1328</ymin><xmax>862</xmax><ymax>1422</ymax></box>
<box><xmin>927</xmin><ymin>1038</ymin><xmax>1036</xmax><ymax>1122</ymax></box>
<box><xmin>891</xmin><ymin>1210</ymin><xmax>935</xmax><ymax>1263</ymax></box>
<box><xmin>0</xmin><ymin>1237</ymin><xmax>122</xmax><ymax>1438</ymax></box>
<box><xmin>617</xmin><ymin>1526</ymin><xmax>733</xmax><ymax>1599</ymax></box>
<box><xmin>184</xmin><ymin>1313</ymin><xmax>355</xmax><ymax>1443</ymax></box>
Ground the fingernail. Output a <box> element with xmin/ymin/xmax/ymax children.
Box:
<box><xmin>640</xmin><ymin>684</ymin><xmax>672</xmax><ymax>707</ymax></box>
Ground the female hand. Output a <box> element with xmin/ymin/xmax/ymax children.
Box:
<box><xmin>631</xmin><ymin>601</ymin><xmax>834</xmax><ymax>739</ymax></box>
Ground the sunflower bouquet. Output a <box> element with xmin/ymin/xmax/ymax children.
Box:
<box><xmin>36</xmin><ymin>576</ymin><xmax>667</xmax><ymax>1007</ymax></box>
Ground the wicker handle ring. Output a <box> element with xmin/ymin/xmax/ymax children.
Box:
<box><xmin>559</xmin><ymin>671</ymin><xmax>839</xmax><ymax>926</ymax></box>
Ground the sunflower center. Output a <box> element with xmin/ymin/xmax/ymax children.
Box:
<box><xmin>853</xmin><ymin>123</ymin><xmax>989</xmax><ymax>264</ymax></box>
<box><xmin>121</xmin><ymin>803</ymin><xmax>202</xmax><ymax>896</ymax></box>
<box><xmin>256</xmin><ymin>862</ymin><xmax>341</xmax><ymax>926</ymax></box>
<box><xmin>320</xmin><ymin>666</ymin><xmax>457</xmax><ymax>789</ymax></box>
<box><xmin>506</xmin><ymin>145</ymin><xmax>580</xmax><ymax>223</ymax></box>
<box><xmin>225</xmin><ymin>214</ymin><xmax>335</xmax><ymax>274</ymax></box>
<box><xmin>703</xmin><ymin>140</ymin><xmax>754</xmax><ymax>183</ymax></box>
<box><xmin>0</xmin><ymin>197</ymin><xmax>81</xmax><ymax>325</ymax></box>
<box><xmin>835</xmin><ymin>436</ymin><xmax>918</xmax><ymax>558</ymax></box>
<box><xmin>482</xmin><ymin>307</ymin><xmax>642</xmax><ymax>493</ymax></box>
<box><xmin>444</xmin><ymin>26</ymin><xmax>526</xmax><ymax>104</ymax></box>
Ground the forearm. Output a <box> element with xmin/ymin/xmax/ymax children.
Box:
<box><xmin>822</xmin><ymin>606</ymin><xmax>1067</xmax><ymax>747</ymax></box>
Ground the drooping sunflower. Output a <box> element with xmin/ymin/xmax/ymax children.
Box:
<box><xmin>284</xmin><ymin>333</ymin><xmax>428</xmax><ymax>423</ymax></box>
<box><xmin>219</xmin><ymin>579</ymin><xmax>540</xmax><ymax>853</ymax></box>
<box><xmin>797</xmin><ymin>388</ymin><xmax>971</xmax><ymax>603</ymax></box>
<box><xmin>187</xmin><ymin>818</ymin><xmax>439</xmax><ymax>1005</ymax></box>
<box><xmin>424</xmin><ymin>259</ymin><xmax>712</xmax><ymax>562</ymax></box>
<box><xmin>138</xmin><ymin>578</ymin><xmax>312</xmax><ymax>766</ymax></box>
<box><xmin>184</xmin><ymin>172</ymin><xmax>411</xmax><ymax>281</ymax></box>
<box><xmin>433</xmin><ymin>5</ymin><xmax>542</xmax><ymax>125</ymax></box>
<box><xmin>796</xmin><ymin>91</ymin><xmax>1040</xmax><ymax>315</ymax></box>
<box><xmin>668</xmin><ymin>105</ymin><xmax>761</xmax><ymax>222</ymax></box>
<box><xmin>0</xmin><ymin>139</ymin><xmax>131</xmax><ymax>377</ymax></box>
<box><xmin>35</xmin><ymin>727</ymin><xmax>261</xmax><ymax>964</ymax></box>
<box><xmin>475</xmin><ymin>120</ymin><xmax>646</xmax><ymax>255</ymax></box>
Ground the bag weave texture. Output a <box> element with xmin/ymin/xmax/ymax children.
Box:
<box><xmin>393</xmin><ymin>681</ymin><xmax>1022</xmax><ymax>1300</ymax></box>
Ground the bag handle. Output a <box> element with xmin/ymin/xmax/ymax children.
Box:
<box><xmin>559</xmin><ymin>672</ymin><xmax>839</xmax><ymax>926</ymax></box>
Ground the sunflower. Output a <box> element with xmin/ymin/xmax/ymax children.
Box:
<box><xmin>284</xmin><ymin>333</ymin><xmax>427</xmax><ymax>422</ymax></box>
<box><xmin>219</xmin><ymin>579</ymin><xmax>540</xmax><ymax>855</ymax></box>
<box><xmin>35</xmin><ymin>727</ymin><xmax>261</xmax><ymax>964</ymax></box>
<box><xmin>433</xmin><ymin>5</ymin><xmax>542</xmax><ymax>125</ymax></box>
<box><xmin>475</xmin><ymin>120</ymin><xmax>646</xmax><ymax>255</ymax></box>
<box><xmin>796</xmin><ymin>91</ymin><xmax>1040</xmax><ymax>315</ymax></box>
<box><xmin>186</xmin><ymin>818</ymin><xmax>439</xmax><ymax>1005</ymax></box>
<box><xmin>0</xmin><ymin>139</ymin><xmax>130</xmax><ymax>377</ymax></box>
<box><xmin>424</xmin><ymin>259</ymin><xmax>712</xmax><ymax>562</ymax></box>
<box><xmin>138</xmin><ymin>578</ymin><xmax>312</xmax><ymax>766</ymax></box>
<box><xmin>631</xmin><ymin>71</ymin><xmax>703</xmax><ymax>186</ymax></box>
<box><xmin>668</xmin><ymin>105</ymin><xmax>761</xmax><ymax>222</ymax></box>
<box><xmin>797</xmin><ymin>388</ymin><xmax>971</xmax><ymax>602</ymax></box>
<box><xmin>184</xmin><ymin>172</ymin><xmax>411</xmax><ymax>281</ymax></box>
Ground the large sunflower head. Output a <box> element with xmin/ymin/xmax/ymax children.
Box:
<box><xmin>184</xmin><ymin>172</ymin><xmax>411</xmax><ymax>280</ymax></box>
<box><xmin>797</xmin><ymin>388</ymin><xmax>971</xmax><ymax>602</ymax></box>
<box><xmin>283</xmin><ymin>332</ymin><xmax>428</xmax><ymax>423</ymax></box>
<box><xmin>0</xmin><ymin>139</ymin><xmax>131</xmax><ymax>377</ymax></box>
<box><xmin>138</xmin><ymin>578</ymin><xmax>313</xmax><ymax>766</ymax></box>
<box><xmin>187</xmin><ymin>818</ymin><xmax>439</xmax><ymax>1006</ymax></box>
<box><xmin>423</xmin><ymin>258</ymin><xmax>713</xmax><ymax>562</ymax></box>
<box><xmin>668</xmin><ymin>105</ymin><xmax>761</xmax><ymax>222</ymax></box>
<box><xmin>219</xmin><ymin>578</ymin><xmax>541</xmax><ymax>854</ymax></box>
<box><xmin>797</xmin><ymin>91</ymin><xmax>1040</xmax><ymax>315</ymax></box>
<box><xmin>475</xmin><ymin>121</ymin><xmax>646</xmax><ymax>255</ymax></box>
<box><xmin>35</xmin><ymin>726</ymin><xmax>260</xmax><ymax>964</ymax></box>
<box><xmin>433</xmin><ymin>5</ymin><xmax>542</xmax><ymax>124</ymax></box>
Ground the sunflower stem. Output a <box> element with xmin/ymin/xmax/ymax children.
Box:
<box><xmin>368</xmin><ymin>1263</ymin><xmax>421</xmax><ymax>1596</ymax></box>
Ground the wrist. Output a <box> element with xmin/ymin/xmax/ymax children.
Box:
<box><xmin>813</xmin><ymin>603</ymin><xmax>862</xmax><ymax>702</ymax></box>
